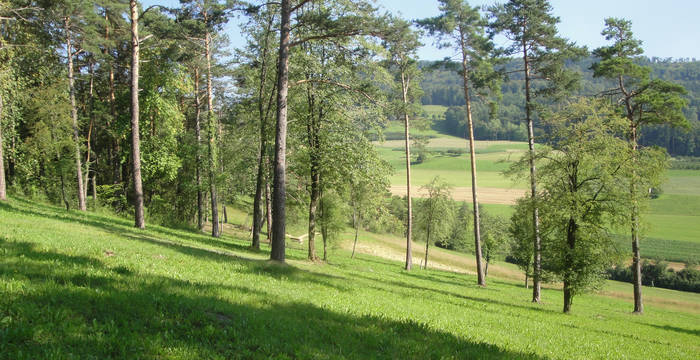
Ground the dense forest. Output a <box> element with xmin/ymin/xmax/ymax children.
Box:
<box><xmin>420</xmin><ymin>57</ymin><xmax>700</xmax><ymax>156</ymax></box>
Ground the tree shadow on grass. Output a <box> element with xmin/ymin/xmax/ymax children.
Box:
<box><xmin>642</xmin><ymin>323</ymin><xmax>700</xmax><ymax>337</ymax></box>
<box><xmin>0</xmin><ymin>240</ymin><xmax>549</xmax><ymax>359</ymax></box>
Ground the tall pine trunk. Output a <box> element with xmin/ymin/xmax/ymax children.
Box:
<box><xmin>265</xmin><ymin>174</ymin><xmax>273</xmax><ymax>242</ymax></box>
<box><xmin>305</xmin><ymin>84</ymin><xmax>321</xmax><ymax>261</ymax></box>
<box><xmin>193</xmin><ymin>68</ymin><xmax>204</xmax><ymax>230</ymax></box>
<box><xmin>401</xmin><ymin>70</ymin><xmax>413</xmax><ymax>271</ymax></box>
<box><xmin>130</xmin><ymin>0</ymin><xmax>145</xmax><ymax>229</ymax></box>
<box><xmin>523</xmin><ymin>42</ymin><xmax>542</xmax><ymax>303</ymax></box>
<box><xmin>630</xmin><ymin>124</ymin><xmax>643</xmax><ymax>313</ymax></box>
<box><xmin>252</xmin><ymin>11</ymin><xmax>275</xmax><ymax>250</ymax></box>
<box><xmin>460</xmin><ymin>37</ymin><xmax>485</xmax><ymax>286</ymax></box>
<box><xmin>205</xmin><ymin>29</ymin><xmax>220</xmax><ymax>238</ymax></box>
<box><xmin>270</xmin><ymin>0</ymin><xmax>291</xmax><ymax>261</ymax></box>
<box><xmin>252</xmin><ymin>135</ymin><xmax>265</xmax><ymax>249</ymax></box>
<box><xmin>65</xmin><ymin>17</ymin><xmax>87</xmax><ymax>212</ymax></box>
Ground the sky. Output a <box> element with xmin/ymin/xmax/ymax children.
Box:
<box><xmin>142</xmin><ymin>0</ymin><xmax>700</xmax><ymax>61</ymax></box>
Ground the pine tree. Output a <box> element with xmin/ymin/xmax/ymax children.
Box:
<box><xmin>591</xmin><ymin>18</ymin><xmax>688</xmax><ymax>314</ymax></box>
<box><xmin>489</xmin><ymin>0</ymin><xmax>585</xmax><ymax>302</ymax></box>
<box><xmin>418</xmin><ymin>0</ymin><xmax>499</xmax><ymax>285</ymax></box>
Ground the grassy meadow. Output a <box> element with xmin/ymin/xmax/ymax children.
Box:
<box><xmin>1</xmin><ymin>197</ymin><xmax>699</xmax><ymax>359</ymax></box>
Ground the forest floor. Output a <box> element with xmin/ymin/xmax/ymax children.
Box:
<box><xmin>1</xmin><ymin>196</ymin><xmax>699</xmax><ymax>359</ymax></box>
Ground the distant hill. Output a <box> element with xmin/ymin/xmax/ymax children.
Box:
<box><xmin>419</xmin><ymin>57</ymin><xmax>700</xmax><ymax>156</ymax></box>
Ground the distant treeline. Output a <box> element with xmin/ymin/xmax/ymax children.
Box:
<box><xmin>607</xmin><ymin>261</ymin><xmax>700</xmax><ymax>293</ymax></box>
<box><xmin>419</xmin><ymin>57</ymin><xmax>700</xmax><ymax>156</ymax></box>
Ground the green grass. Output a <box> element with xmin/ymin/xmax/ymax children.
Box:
<box><xmin>1</xmin><ymin>197</ymin><xmax>700</xmax><ymax>359</ymax></box>
<box><xmin>663</xmin><ymin>170</ymin><xmax>700</xmax><ymax>195</ymax></box>
<box><xmin>422</xmin><ymin>104</ymin><xmax>448</xmax><ymax>118</ymax></box>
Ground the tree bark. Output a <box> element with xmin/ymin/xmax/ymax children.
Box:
<box><xmin>523</xmin><ymin>41</ymin><xmax>542</xmax><ymax>303</ymax></box>
<box><xmin>524</xmin><ymin>264</ymin><xmax>529</xmax><ymax>288</ymax></box>
<box><xmin>193</xmin><ymin>68</ymin><xmax>204</xmax><ymax>230</ymax></box>
<box><xmin>630</xmin><ymin>124</ymin><xmax>643</xmax><ymax>314</ymax></box>
<box><xmin>401</xmin><ymin>70</ymin><xmax>413</xmax><ymax>271</ymax></box>
<box><xmin>84</xmin><ymin>62</ymin><xmax>95</xmax><ymax>203</ymax></box>
<box><xmin>423</xmin><ymin>220</ymin><xmax>431</xmax><ymax>270</ymax></box>
<box><xmin>460</xmin><ymin>36</ymin><xmax>485</xmax><ymax>286</ymax></box>
<box><xmin>130</xmin><ymin>1</ymin><xmax>145</xmax><ymax>229</ymax></box>
<box><xmin>204</xmin><ymin>28</ymin><xmax>220</xmax><ymax>238</ymax></box>
<box><xmin>252</xmin><ymin>124</ymin><xmax>265</xmax><ymax>250</ymax></box>
<box><xmin>265</xmin><ymin>174</ymin><xmax>273</xmax><ymax>242</ymax></box>
<box><xmin>0</xmin><ymin>92</ymin><xmax>6</xmax><ymax>201</ymax></box>
<box><xmin>270</xmin><ymin>0</ymin><xmax>291</xmax><ymax>262</ymax></box>
<box><xmin>251</xmin><ymin>10</ymin><xmax>275</xmax><ymax>250</ymax></box>
<box><xmin>65</xmin><ymin>17</ymin><xmax>87</xmax><ymax>212</ymax></box>
<box><xmin>305</xmin><ymin>81</ymin><xmax>321</xmax><ymax>261</ymax></box>
<box><xmin>307</xmin><ymin>167</ymin><xmax>320</xmax><ymax>261</ymax></box>
<box><xmin>351</xmin><ymin>203</ymin><xmax>359</xmax><ymax>258</ymax></box>
<box><xmin>91</xmin><ymin>170</ymin><xmax>97</xmax><ymax>207</ymax></box>
<box><xmin>563</xmin><ymin>217</ymin><xmax>577</xmax><ymax>313</ymax></box>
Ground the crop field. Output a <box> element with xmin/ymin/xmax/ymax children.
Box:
<box><xmin>1</xmin><ymin>197</ymin><xmax>699</xmax><ymax>359</ymax></box>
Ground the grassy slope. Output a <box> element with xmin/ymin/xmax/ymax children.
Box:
<box><xmin>1</xmin><ymin>197</ymin><xmax>699</xmax><ymax>359</ymax></box>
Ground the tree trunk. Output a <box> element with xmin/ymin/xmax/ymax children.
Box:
<box><xmin>423</xmin><ymin>221</ymin><xmax>431</xmax><ymax>270</ymax></box>
<box><xmin>563</xmin><ymin>217</ymin><xmax>577</xmax><ymax>313</ymax></box>
<box><xmin>401</xmin><ymin>70</ymin><xmax>413</xmax><ymax>271</ymax></box>
<box><xmin>252</xmin><ymin>11</ymin><xmax>275</xmax><ymax>250</ymax></box>
<box><xmin>265</xmin><ymin>174</ymin><xmax>273</xmax><ymax>242</ymax></box>
<box><xmin>0</xmin><ymin>92</ymin><xmax>6</xmax><ymax>201</ymax></box>
<box><xmin>84</xmin><ymin>62</ymin><xmax>95</xmax><ymax>203</ymax></box>
<box><xmin>91</xmin><ymin>170</ymin><xmax>97</xmax><ymax>207</ymax></box>
<box><xmin>630</xmin><ymin>124</ymin><xmax>643</xmax><ymax>314</ymax></box>
<box><xmin>320</xmin><ymin>189</ymin><xmax>327</xmax><ymax>262</ymax></box>
<box><xmin>460</xmin><ymin>41</ymin><xmax>485</xmax><ymax>286</ymax></box>
<box><xmin>307</xmin><ymin>168</ymin><xmax>320</xmax><ymax>261</ymax></box>
<box><xmin>351</xmin><ymin>204</ymin><xmax>359</xmax><ymax>258</ymax></box>
<box><xmin>563</xmin><ymin>281</ymin><xmax>573</xmax><ymax>313</ymax></box>
<box><xmin>523</xmin><ymin>41</ymin><xmax>542</xmax><ymax>303</ymax></box>
<box><xmin>271</xmin><ymin>0</ymin><xmax>291</xmax><ymax>262</ymax></box>
<box><xmin>193</xmin><ymin>68</ymin><xmax>204</xmax><ymax>230</ymax></box>
<box><xmin>49</xmin><ymin>122</ymin><xmax>69</xmax><ymax>210</ymax></box>
<box><xmin>305</xmin><ymin>82</ymin><xmax>321</xmax><ymax>261</ymax></box>
<box><xmin>252</xmin><ymin>130</ymin><xmax>265</xmax><ymax>249</ymax></box>
<box><xmin>130</xmin><ymin>1</ymin><xmax>145</xmax><ymax>229</ymax></box>
<box><xmin>205</xmin><ymin>28</ymin><xmax>220</xmax><ymax>238</ymax></box>
<box><xmin>65</xmin><ymin>17</ymin><xmax>87</xmax><ymax>212</ymax></box>
<box><xmin>525</xmin><ymin>271</ymin><xmax>529</xmax><ymax>289</ymax></box>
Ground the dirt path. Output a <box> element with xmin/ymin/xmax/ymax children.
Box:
<box><xmin>390</xmin><ymin>185</ymin><xmax>527</xmax><ymax>205</ymax></box>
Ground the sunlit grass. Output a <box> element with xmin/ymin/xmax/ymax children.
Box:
<box><xmin>1</xmin><ymin>196</ymin><xmax>699</xmax><ymax>359</ymax></box>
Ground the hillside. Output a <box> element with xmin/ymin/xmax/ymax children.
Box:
<box><xmin>419</xmin><ymin>57</ymin><xmax>700</xmax><ymax>156</ymax></box>
<box><xmin>1</xmin><ymin>197</ymin><xmax>699</xmax><ymax>359</ymax></box>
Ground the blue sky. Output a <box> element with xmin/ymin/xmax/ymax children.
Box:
<box><xmin>142</xmin><ymin>0</ymin><xmax>700</xmax><ymax>60</ymax></box>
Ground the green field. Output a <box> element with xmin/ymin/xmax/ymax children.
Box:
<box><xmin>1</xmin><ymin>197</ymin><xmax>699</xmax><ymax>359</ymax></box>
